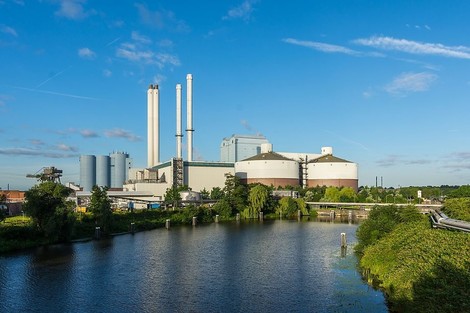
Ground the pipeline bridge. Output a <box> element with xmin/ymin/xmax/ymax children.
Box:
<box><xmin>307</xmin><ymin>202</ymin><xmax>470</xmax><ymax>233</ymax></box>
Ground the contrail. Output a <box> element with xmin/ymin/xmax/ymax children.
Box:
<box><xmin>106</xmin><ymin>37</ymin><xmax>121</xmax><ymax>47</ymax></box>
<box><xmin>35</xmin><ymin>66</ymin><xmax>72</xmax><ymax>88</ymax></box>
<box><xmin>10</xmin><ymin>85</ymin><xmax>100</xmax><ymax>101</ymax></box>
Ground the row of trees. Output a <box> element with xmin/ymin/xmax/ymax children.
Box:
<box><xmin>22</xmin><ymin>182</ymin><xmax>113</xmax><ymax>242</ymax></box>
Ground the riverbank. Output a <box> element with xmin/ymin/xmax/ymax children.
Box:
<box><xmin>356</xmin><ymin>204</ymin><xmax>470</xmax><ymax>313</ymax></box>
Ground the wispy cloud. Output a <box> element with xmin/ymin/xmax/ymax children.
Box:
<box><xmin>80</xmin><ymin>129</ymin><xmax>99</xmax><ymax>138</ymax></box>
<box><xmin>1</xmin><ymin>25</ymin><xmax>17</xmax><ymax>36</ymax></box>
<box><xmin>56</xmin><ymin>143</ymin><xmax>78</xmax><ymax>152</ymax></box>
<box><xmin>131</xmin><ymin>31</ymin><xmax>151</xmax><ymax>44</ymax></box>
<box><xmin>116</xmin><ymin>34</ymin><xmax>180</xmax><ymax>69</ymax></box>
<box><xmin>102</xmin><ymin>69</ymin><xmax>112</xmax><ymax>77</ymax></box>
<box><xmin>105</xmin><ymin>37</ymin><xmax>121</xmax><ymax>47</ymax></box>
<box><xmin>384</xmin><ymin>72</ymin><xmax>437</xmax><ymax>96</ymax></box>
<box><xmin>78</xmin><ymin>47</ymin><xmax>96</xmax><ymax>59</ymax></box>
<box><xmin>104</xmin><ymin>128</ymin><xmax>141</xmax><ymax>142</ymax></box>
<box><xmin>354</xmin><ymin>36</ymin><xmax>470</xmax><ymax>59</ymax></box>
<box><xmin>283</xmin><ymin>38</ymin><xmax>369</xmax><ymax>56</ymax></box>
<box><xmin>223</xmin><ymin>0</ymin><xmax>257</xmax><ymax>21</ymax></box>
<box><xmin>135</xmin><ymin>3</ymin><xmax>189</xmax><ymax>32</ymax></box>
<box><xmin>377</xmin><ymin>154</ymin><xmax>433</xmax><ymax>167</ymax></box>
<box><xmin>30</xmin><ymin>139</ymin><xmax>45</xmax><ymax>146</ymax></box>
<box><xmin>0</xmin><ymin>94</ymin><xmax>12</xmax><ymax>106</ymax></box>
<box><xmin>0</xmin><ymin>147</ymin><xmax>79</xmax><ymax>158</ymax></box>
<box><xmin>55</xmin><ymin>0</ymin><xmax>95</xmax><ymax>20</ymax></box>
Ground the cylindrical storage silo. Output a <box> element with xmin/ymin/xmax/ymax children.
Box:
<box><xmin>96</xmin><ymin>155</ymin><xmax>111</xmax><ymax>188</ymax></box>
<box><xmin>110</xmin><ymin>152</ymin><xmax>129</xmax><ymax>188</ymax></box>
<box><xmin>235</xmin><ymin>152</ymin><xmax>300</xmax><ymax>187</ymax></box>
<box><xmin>307</xmin><ymin>154</ymin><xmax>358</xmax><ymax>191</ymax></box>
<box><xmin>79</xmin><ymin>155</ymin><xmax>96</xmax><ymax>192</ymax></box>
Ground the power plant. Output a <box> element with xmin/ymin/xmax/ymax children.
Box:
<box><xmin>78</xmin><ymin>73</ymin><xmax>358</xmax><ymax>198</ymax></box>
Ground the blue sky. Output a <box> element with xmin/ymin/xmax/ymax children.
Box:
<box><xmin>2</xmin><ymin>0</ymin><xmax>470</xmax><ymax>190</ymax></box>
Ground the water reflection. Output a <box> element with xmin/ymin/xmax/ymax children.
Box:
<box><xmin>0</xmin><ymin>220</ymin><xmax>386</xmax><ymax>313</ymax></box>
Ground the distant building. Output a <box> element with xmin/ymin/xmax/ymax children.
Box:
<box><xmin>80</xmin><ymin>152</ymin><xmax>132</xmax><ymax>191</ymax></box>
<box><xmin>220</xmin><ymin>134</ymin><xmax>270</xmax><ymax>162</ymax></box>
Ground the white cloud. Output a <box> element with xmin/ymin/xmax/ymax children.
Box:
<box><xmin>223</xmin><ymin>0</ymin><xmax>257</xmax><ymax>21</ymax></box>
<box><xmin>55</xmin><ymin>0</ymin><xmax>93</xmax><ymax>20</ymax></box>
<box><xmin>104</xmin><ymin>128</ymin><xmax>141</xmax><ymax>142</ymax></box>
<box><xmin>56</xmin><ymin>143</ymin><xmax>78</xmax><ymax>152</ymax></box>
<box><xmin>283</xmin><ymin>38</ymin><xmax>369</xmax><ymax>56</ymax></box>
<box><xmin>131</xmin><ymin>31</ymin><xmax>151</xmax><ymax>44</ymax></box>
<box><xmin>78</xmin><ymin>47</ymin><xmax>96</xmax><ymax>59</ymax></box>
<box><xmin>102</xmin><ymin>69</ymin><xmax>112</xmax><ymax>77</ymax></box>
<box><xmin>1</xmin><ymin>25</ymin><xmax>17</xmax><ymax>36</ymax></box>
<box><xmin>384</xmin><ymin>72</ymin><xmax>437</xmax><ymax>96</ymax></box>
<box><xmin>135</xmin><ymin>3</ymin><xmax>189</xmax><ymax>32</ymax></box>
<box><xmin>354</xmin><ymin>36</ymin><xmax>470</xmax><ymax>59</ymax></box>
<box><xmin>80</xmin><ymin>129</ymin><xmax>99</xmax><ymax>138</ymax></box>
<box><xmin>116</xmin><ymin>44</ymin><xmax>180</xmax><ymax>68</ymax></box>
<box><xmin>153</xmin><ymin>74</ymin><xmax>166</xmax><ymax>85</ymax></box>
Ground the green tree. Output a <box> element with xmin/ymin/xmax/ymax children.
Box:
<box><xmin>164</xmin><ymin>185</ymin><xmax>183</xmax><ymax>209</ymax></box>
<box><xmin>200</xmin><ymin>188</ymin><xmax>210</xmax><ymax>200</ymax></box>
<box><xmin>210</xmin><ymin>187</ymin><xmax>224</xmax><ymax>200</ymax></box>
<box><xmin>247</xmin><ymin>184</ymin><xmax>270</xmax><ymax>218</ymax></box>
<box><xmin>0</xmin><ymin>194</ymin><xmax>7</xmax><ymax>222</ymax></box>
<box><xmin>89</xmin><ymin>185</ymin><xmax>113</xmax><ymax>234</ymax></box>
<box><xmin>223</xmin><ymin>174</ymin><xmax>248</xmax><ymax>213</ymax></box>
<box><xmin>23</xmin><ymin>181</ymin><xmax>76</xmax><ymax>241</ymax></box>
<box><xmin>339</xmin><ymin>187</ymin><xmax>357</xmax><ymax>202</ymax></box>
<box><xmin>321</xmin><ymin>187</ymin><xmax>340</xmax><ymax>202</ymax></box>
<box><xmin>276</xmin><ymin>197</ymin><xmax>297</xmax><ymax>217</ymax></box>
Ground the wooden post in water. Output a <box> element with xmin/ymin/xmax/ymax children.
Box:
<box><xmin>95</xmin><ymin>226</ymin><xmax>101</xmax><ymax>240</ymax></box>
<box><xmin>215</xmin><ymin>215</ymin><xmax>219</xmax><ymax>223</ymax></box>
<box><xmin>259</xmin><ymin>211</ymin><xmax>264</xmax><ymax>221</ymax></box>
<box><xmin>298</xmin><ymin>210</ymin><xmax>302</xmax><ymax>219</ymax></box>
<box><xmin>341</xmin><ymin>233</ymin><xmax>347</xmax><ymax>247</ymax></box>
<box><xmin>192</xmin><ymin>216</ymin><xmax>197</xmax><ymax>226</ymax></box>
<box><xmin>330</xmin><ymin>210</ymin><xmax>336</xmax><ymax>219</ymax></box>
<box><xmin>236</xmin><ymin>213</ymin><xmax>240</xmax><ymax>221</ymax></box>
<box><xmin>166</xmin><ymin>219</ymin><xmax>171</xmax><ymax>229</ymax></box>
<box><xmin>130</xmin><ymin>222</ymin><xmax>135</xmax><ymax>234</ymax></box>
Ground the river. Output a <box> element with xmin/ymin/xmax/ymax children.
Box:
<box><xmin>0</xmin><ymin>220</ymin><xmax>387</xmax><ymax>312</ymax></box>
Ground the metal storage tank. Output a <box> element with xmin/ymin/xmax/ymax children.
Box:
<box><xmin>235</xmin><ymin>144</ymin><xmax>300</xmax><ymax>187</ymax></box>
<box><xmin>79</xmin><ymin>155</ymin><xmax>96</xmax><ymax>192</ymax></box>
<box><xmin>110</xmin><ymin>152</ymin><xmax>131</xmax><ymax>188</ymax></box>
<box><xmin>96</xmin><ymin>155</ymin><xmax>111</xmax><ymax>188</ymax></box>
<box><xmin>307</xmin><ymin>154</ymin><xmax>358</xmax><ymax>191</ymax></box>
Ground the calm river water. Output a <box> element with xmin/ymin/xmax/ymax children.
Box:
<box><xmin>0</xmin><ymin>220</ymin><xmax>387</xmax><ymax>313</ymax></box>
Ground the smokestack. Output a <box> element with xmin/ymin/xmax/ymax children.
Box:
<box><xmin>147</xmin><ymin>84</ymin><xmax>160</xmax><ymax>167</ymax></box>
<box><xmin>176</xmin><ymin>84</ymin><xmax>183</xmax><ymax>159</ymax></box>
<box><xmin>186</xmin><ymin>74</ymin><xmax>193</xmax><ymax>162</ymax></box>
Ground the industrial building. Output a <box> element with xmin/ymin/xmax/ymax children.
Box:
<box><xmin>80</xmin><ymin>152</ymin><xmax>132</xmax><ymax>191</ymax></box>
<box><xmin>115</xmin><ymin>73</ymin><xmax>360</xmax><ymax>200</ymax></box>
<box><xmin>220</xmin><ymin>134</ymin><xmax>270</xmax><ymax>162</ymax></box>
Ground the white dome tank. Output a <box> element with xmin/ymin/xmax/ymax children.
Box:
<box><xmin>307</xmin><ymin>154</ymin><xmax>358</xmax><ymax>191</ymax></box>
<box><xmin>235</xmin><ymin>147</ymin><xmax>300</xmax><ymax>187</ymax></box>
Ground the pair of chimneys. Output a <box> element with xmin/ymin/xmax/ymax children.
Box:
<box><xmin>147</xmin><ymin>74</ymin><xmax>193</xmax><ymax>168</ymax></box>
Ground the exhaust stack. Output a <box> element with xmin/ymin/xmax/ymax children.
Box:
<box><xmin>186</xmin><ymin>74</ymin><xmax>193</xmax><ymax>162</ymax></box>
<box><xmin>176</xmin><ymin>84</ymin><xmax>183</xmax><ymax>159</ymax></box>
<box><xmin>147</xmin><ymin>84</ymin><xmax>159</xmax><ymax>167</ymax></box>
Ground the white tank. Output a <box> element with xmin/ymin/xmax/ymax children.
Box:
<box><xmin>307</xmin><ymin>154</ymin><xmax>358</xmax><ymax>190</ymax></box>
<box><xmin>321</xmin><ymin>147</ymin><xmax>333</xmax><ymax>155</ymax></box>
<box><xmin>235</xmin><ymin>152</ymin><xmax>300</xmax><ymax>187</ymax></box>
<box><xmin>260</xmin><ymin>143</ymin><xmax>273</xmax><ymax>153</ymax></box>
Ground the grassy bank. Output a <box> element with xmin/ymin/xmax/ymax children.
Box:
<box><xmin>356</xmin><ymin>204</ymin><xmax>470</xmax><ymax>313</ymax></box>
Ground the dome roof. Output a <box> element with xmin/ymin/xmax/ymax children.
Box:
<box><xmin>242</xmin><ymin>151</ymin><xmax>295</xmax><ymax>162</ymax></box>
<box><xmin>309</xmin><ymin>154</ymin><xmax>352</xmax><ymax>163</ymax></box>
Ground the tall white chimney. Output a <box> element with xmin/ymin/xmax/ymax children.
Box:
<box><xmin>147</xmin><ymin>84</ymin><xmax>154</xmax><ymax>167</ymax></box>
<box><xmin>176</xmin><ymin>84</ymin><xmax>183</xmax><ymax>159</ymax></box>
<box><xmin>147</xmin><ymin>84</ymin><xmax>159</xmax><ymax>167</ymax></box>
<box><xmin>186</xmin><ymin>74</ymin><xmax>193</xmax><ymax>162</ymax></box>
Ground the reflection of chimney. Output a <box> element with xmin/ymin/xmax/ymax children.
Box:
<box><xmin>176</xmin><ymin>84</ymin><xmax>183</xmax><ymax>159</ymax></box>
<box><xmin>186</xmin><ymin>74</ymin><xmax>193</xmax><ymax>161</ymax></box>
<box><xmin>147</xmin><ymin>84</ymin><xmax>159</xmax><ymax>167</ymax></box>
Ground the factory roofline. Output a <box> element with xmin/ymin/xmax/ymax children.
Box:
<box><xmin>222</xmin><ymin>134</ymin><xmax>267</xmax><ymax>140</ymax></box>
<box><xmin>309</xmin><ymin>154</ymin><xmax>352</xmax><ymax>163</ymax></box>
<box><xmin>241</xmin><ymin>151</ymin><xmax>294</xmax><ymax>162</ymax></box>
